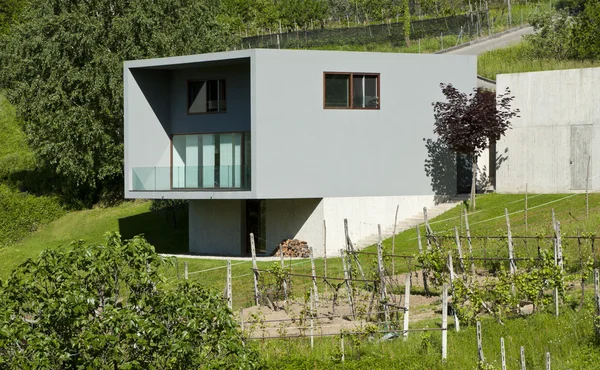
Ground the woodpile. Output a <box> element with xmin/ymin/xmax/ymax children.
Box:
<box><xmin>273</xmin><ymin>239</ymin><xmax>310</xmax><ymax>258</ymax></box>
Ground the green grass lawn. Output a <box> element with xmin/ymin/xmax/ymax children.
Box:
<box><xmin>259</xmin><ymin>306</ymin><xmax>600</xmax><ymax>369</ymax></box>
<box><xmin>4</xmin><ymin>191</ymin><xmax>600</xmax><ymax>309</ymax></box>
<box><xmin>478</xmin><ymin>41</ymin><xmax>600</xmax><ymax>81</ymax></box>
<box><xmin>0</xmin><ymin>93</ymin><xmax>34</xmax><ymax>178</ymax></box>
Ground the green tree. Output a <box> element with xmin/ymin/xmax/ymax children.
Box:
<box><xmin>526</xmin><ymin>9</ymin><xmax>576</xmax><ymax>60</ymax></box>
<box><xmin>0</xmin><ymin>233</ymin><xmax>261</xmax><ymax>368</ymax></box>
<box><xmin>0</xmin><ymin>0</ymin><xmax>237</xmax><ymax>205</ymax></box>
<box><xmin>0</xmin><ymin>0</ymin><xmax>26</xmax><ymax>34</ymax></box>
<box><xmin>572</xmin><ymin>0</ymin><xmax>600</xmax><ymax>59</ymax></box>
<box><xmin>432</xmin><ymin>84</ymin><xmax>518</xmax><ymax>210</ymax></box>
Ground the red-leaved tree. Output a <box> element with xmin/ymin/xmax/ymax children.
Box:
<box><xmin>433</xmin><ymin>84</ymin><xmax>519</xmax><ymax>210</ymax></box>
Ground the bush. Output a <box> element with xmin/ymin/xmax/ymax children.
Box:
<box><xmin>0</xmin><ymin>184</ymin><xmax>64</xmax><ymax>246</ymax></box>
<box><xmin>0</xmin><ymin>233</ymin><xmax>262</xmax><ymax>369</ymax></box>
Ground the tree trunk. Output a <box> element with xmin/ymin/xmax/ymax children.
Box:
<box><xmin>470</xmin><ymin>155</ymin><xmax>477</xmax><ymax>211</ymax></box>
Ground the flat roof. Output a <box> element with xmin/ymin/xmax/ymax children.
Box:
<box><xmin>124</xmin><ymin>48</ymin><xmax>474</xmax><ymax>69</ymax></box>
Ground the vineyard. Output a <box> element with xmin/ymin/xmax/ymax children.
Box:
<box><xmin>166</xmin><ymin>197</ymin><xmax>600</xmax><ymax>368</ymax></box>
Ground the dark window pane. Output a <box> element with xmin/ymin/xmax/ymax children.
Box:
<box><xmin>188</xmin><ymin>81</ymin><xmax>207</xmax><ymax>113</ymax></box>
<box><xmin>325</xmin><ymin>74</ymin><xmax>350</xmax><ymax>107</ymax></box>
<box><xmin>364</xmin><ymin>75</ymin><xmax>378</xmax><ymax>108</ymax></box>
<box><xmin>207</xmin><ymin>80</ymin><xmax>219</xmax><ymax>112</ymax></box>
<box><xmin>353</xmin><ymin>75</ymin><xmax>364</xmax><ymax>108</ymax></box>
<box><xmin>219</xmin><ymin>80</ymin><xmax>226</xmax><ymax>111</ymax></box>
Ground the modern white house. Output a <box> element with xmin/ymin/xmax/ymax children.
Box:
<box><xmin>495</xmin><ymin>67</ymin><xmax>600</xmax><ymax>193</ymax></box>
<box><xmin>124</xmin><ymin>49</ymin><xmax>476</xmax><ymax>256</ymax></box>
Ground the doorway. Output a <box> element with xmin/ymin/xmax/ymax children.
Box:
<box><xmin>245</xmin><ymin>200</ymin><xmax>266</xmax><ymax>254</ymax></box>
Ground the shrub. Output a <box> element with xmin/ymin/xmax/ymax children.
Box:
<box><xmin>0</xmin><ymin>184</ymin><xmax>64</xmax><ymax>246</ymax></box>
<box><xmin>0</xmin><ymin>233</ymin><xmax>262</xmax><ymax>369</ymax></box>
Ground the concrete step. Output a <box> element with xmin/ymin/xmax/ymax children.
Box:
<box><xmin>355</xmin><ymin>199</ymin><xmax>463</xmax><ymax>248</ymax></box>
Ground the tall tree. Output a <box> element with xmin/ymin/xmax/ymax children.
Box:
<box><xmin>0</xmin><ymin>0</ymin><xmax>237</xmax><ymax>204</ymax></box>
<box><xmin>432</xmin><ymin>84</ymin><xmax>519</xmax><ymax>210</ymax></box>
<box><xmin>0</xmin><ymin>0</ymin><xmax>26</xmax><ymax>34</ymax></box>
<box><xmin>572</xmin><ymin>0</ymin><xmax>600</xmax><ymax>59</ymax></box>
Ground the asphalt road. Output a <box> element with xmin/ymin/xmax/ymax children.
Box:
<box><xmin>445</xmin><ymin>26</ymin><xmax>534</xmax><ymax>56</ymax></box>
<box><xmin>441</xmin><ymin>26</ymin><xmax>534</xmax><ymax>88</ymax></box>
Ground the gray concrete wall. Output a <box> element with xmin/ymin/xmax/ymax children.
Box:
<box><xmin>188</xmin><ymin>200</ymin><xmax>243</xmax><ymax>255</ymax></box>
<box><xmin>264</xmin><ymin>198</ymin><xmax>324</xmax><ymax>255</ymax></box>
<box><xmin>124</xmin><ymin>68</ymin><xmax>172</xmax><ymax>193</ymax></box>
<box><xmin>125</xmin><ymin>49</ymin><xmax>475</xmax><ymax>200</ymax></box>
<box><xmin>252</xmin><ymin>49</ymin><xmax>476</xmax><ymax>199</ymax></box>
<box><xmin>170</xmin><ymin>62</ymin><xmax>250</xmax><ymax>134</ymax></box>
<box><xmin>496</xmin><ymin>68</ymin><xmax>600</xmax><ymax>193</ymax></box>
<box><xmin>323</xmin><ymin>195</ymin><xmax>435</xmax><ymax>254</ymax></box>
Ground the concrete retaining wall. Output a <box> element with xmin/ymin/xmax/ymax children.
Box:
<box><xmin>496</xmin><ymin>68</ymin><xmax>600</xmax><ymax>193</ymax></box>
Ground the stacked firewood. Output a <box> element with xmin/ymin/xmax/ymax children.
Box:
<box><xmin>273</xmin><ymin>239</ymin><xmax>310</xmax><ymax>258</ymax></box>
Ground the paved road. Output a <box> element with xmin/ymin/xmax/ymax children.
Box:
<box><xmin>445</xmin><ymin>26</ymin><xmax>534</xmax><ymax>56</ymax></box>
<box><xmin>440</xmin><ymin>26</ymin><xmax>534</xmax><ymax>88</ymax></box>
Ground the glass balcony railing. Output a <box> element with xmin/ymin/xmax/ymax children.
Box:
<box><xmin>131</xmin><ymin>165</ymin><xmax>250</xmax><ymax>191</ymax></box>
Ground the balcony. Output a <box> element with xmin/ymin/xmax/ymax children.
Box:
<box><xmin>132</xmin><ymin>165</ymin><xmax>250</xmax><ymax>191</ymax></box>
<box><xmin>131</xmin><ymin>132</ymin><xmax>250</xmax><ymax>191</ymax></box>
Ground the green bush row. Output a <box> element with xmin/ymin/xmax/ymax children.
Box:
<box><xmin>0</xmin><ymin>184</ymin><xmax>64</xmax><ymax>247</ymax></box>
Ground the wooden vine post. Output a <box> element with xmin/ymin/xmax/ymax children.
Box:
<box><xmin>184</xmin><ymin>262</ymin><xmax>188</xmax><ymax>280</ymax></box>
<box><xmin>447</xmin><ymin>252</ymin><xmax>460</xmax><ymax>332</ymax></box>
<box><xmin>477</xmin><ymin>321</ymin><xmax>485</xmax><ymax>365</ymax></box>
<box><xmin>595</xmin><ymin>269</ymin><xmax>600</xmax><ymax>340</ymax></box>
<box><xmin>441</xmin><ymin>283</ymin><xmax>448</xmax><ymax>361</ymax></box>
<box><xmin>423</xmin><ymin>207</ymin><xmax>432</xmax><ymax>250</ymax></box>
<box><xmin>520</xmin><ymin>346</ymin><xmax>526</xmax><ymax>370</ymax></box>
<box><xmin>341</xmin><ymin>249</ymin><xmax>355</xmax><ymax>318</ymax></box>
<box><xmin>504</xmin><ymin>209</ymin><xmax>517</xmax><ymax>275</ymax></box>
<box><xmin>500</xmin><ymin>337</ymin><xmax>506</xmax><ymax>370</ymax></box>
<box><xmin>323</xmin><ymin>220</ymin><xmax>327</xmax><ymax>281</ymax></box>
<box><xmin>279</xmin><ymin>247</ymin><xmax>288</xmax><ymax>303</ymax></box>
<box><xmin>377</xmin><ymin>225</ymin><xmax>390</xmax><ymax>326</ymax></box>
<box><xmin>454</xmin><ymin>226</ymin><xmax>465</xmax><ymax>272</ymax></box>
<box><xmin>403</xmin><ymin>273</ymin><xmax>411</xmax><ymax>340</ymax></box>
<box><xmin>250</xmin><ymin>233</ymin><xmax>260</xmax><ymax>306</ymax></box>
<box><xmin>344</xmin><ymin>218</ymin><xmax>353</xmax><ymax>279</ymax></box>
<box><xmin>392</xmin><ymin>204</ymin><xmax>399</xmax><ymax>276</ymax></box>
<box><xmin>226</xmin><ymin>259</ymin><xmax>233</xmax><ymax>310</ymax></box>
<box><xmin>464</xmin><ymin>208</ymin><xmax>476</xmax><ymax>275</ymax></box>
<box><xmin>310</xmin><ymin>247</ymin><xmax>319</xmax><ymax>306</ymax></box>
<box><xmin>416</xmin><ymin>224</ymin><xmax>423</xmax><ymax>255</ymax></box>
<box><xmin>525</xmin><ymin>183</ymin><xmax>528</xmax><ymax>232</ymax></box>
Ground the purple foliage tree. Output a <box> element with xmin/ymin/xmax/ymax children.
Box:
<box><xmin>433</xmin><ymin>84</ymin><xmax>519</xmax><ymax>210</ymax></box>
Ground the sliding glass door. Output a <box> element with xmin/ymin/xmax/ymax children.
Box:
<box><xmin>172</xmin><ymin>132</ymin><xmax>249</xmax><ymax>189</ymax></box>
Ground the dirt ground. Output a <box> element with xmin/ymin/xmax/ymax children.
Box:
<box><xmin>239</xmin><ymin>268</ymin><xmax>572</xmax><ymax>338</ymax></box>
<box><xmin>241</xmin><ymin>272</ymin><xmax>440</xmax><ymax>338</ymax></box>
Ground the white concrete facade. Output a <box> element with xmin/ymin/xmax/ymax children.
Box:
<box><xmin>496</xmin><ymin>68</ymin><xmax>600</xmax><ymax>193</ymax></box>
<box><xmin>189</xmin><ymin>195</ymin><xmax>436</xmax><ymax>257</ymax></box>
<box><xmin>125</xmin><ymin>49</ymin><xmax>476</xmax><ymax>255</ymax></box>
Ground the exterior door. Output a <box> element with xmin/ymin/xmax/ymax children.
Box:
<box><xmin>245</xmin><ymin>200</ymin><xmax>266</xmax><ymax>254</ymax></box>
<box><xmin>570</xmin><ymin>125</ymin><xmax>592</xmax><ymax>190</ymax></box>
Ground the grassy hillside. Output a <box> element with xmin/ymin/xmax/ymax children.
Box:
<box><xmin>0</xmin><ymin>93</ymin><xmax>34</xmax><ymax>178</ymax></box>
<box><xmin>478</xmin><ymin>41</ymin><xmax>600</xmax><ymax>80</ymax></box>
<box><xmin>0</xmin><ymin>200</ymin><xmax>187</xmax><ymax>274</ymax></box>
<box><xmin>0</xmin><ymin>93</ymin><xmax>65</xmax><ymax>247</ymax></box>
<box><xmin>3</xmin><ymin>192</ymin><xmax>599</xmax><ymax>305</ymax></box>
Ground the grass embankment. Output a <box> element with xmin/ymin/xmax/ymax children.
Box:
<box><xmin>0</xmin><ymin>94</ymin><xmax>65</xmax><ymax>247</ymax></box>
<box><xmin>260</xmin><ymin>308</ymin><xmax>599</xmax><ymax>369</ymax></box>
<box><xmin>478</xmin><ymin>40</ymin><xmax>600</xmax><ymax>80</ymax></box>
<box><xmin>5</xmin><ymin>192</ymin><xmax>600</xmax><ymax>307</ymax></box>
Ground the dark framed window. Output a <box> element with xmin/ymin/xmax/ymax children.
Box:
<box><xmin>188</xmin><ymin>79</ymin><xmax>226</xmax><ymax>114</ymax></box>
<box><xmin>324</xmin><ymin>72</ymin><xmax>380</xmax><ymax>109</ymax></box>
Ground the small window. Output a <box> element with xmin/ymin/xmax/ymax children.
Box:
<box><xmin>188</xmin><ymin>79</ymin><xmax>226</xmax><ymax>114</ymax></box>
<box><xmin>324</xmin><ymin>72</ymin><xmax>379</xmax><ymax>109</ymax></box>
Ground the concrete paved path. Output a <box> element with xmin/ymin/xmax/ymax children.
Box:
<box><xmin>440</xmin><ymin>26</ymin><xmax>534</xmax><ymax>88</ymax></box>
<box><xmin>444</xmin><ymin>26</ymin><xmax>534</xmax><ymax>56</ymax></box>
